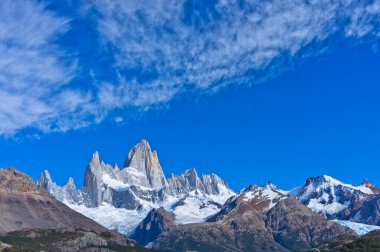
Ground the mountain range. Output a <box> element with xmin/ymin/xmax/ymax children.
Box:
<box><xmin>37</xmin><ymin>140</ymin><xmax>235</xmax><ymax>236</ymax></box>
<box><xmin>2</xmin><ymin>139</ymin><xmax>380</xmax><ymax>251</ymax></box>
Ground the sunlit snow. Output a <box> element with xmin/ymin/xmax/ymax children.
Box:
<box><xmin>333</xmin><ymin>219</ymin><xmax>380</xmax><ymax>235</ymax></box>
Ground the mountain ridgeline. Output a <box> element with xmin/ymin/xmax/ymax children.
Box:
<box><xmin>36</xmin><ymin>139</ymin><xmax>380</xmax><ymax>252</ymax></box>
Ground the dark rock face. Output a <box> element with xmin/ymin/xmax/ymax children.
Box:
<box><xmin>265</xmin><ymin>198</ymin><xmax>355</xmax><ymax>251</ymax></box>
<box><xmin>149</xmin><ymin>186</ymin><xmax>357</xmax><ymax>252</ymax></box>
<box><xmin>152</xmin><ymin>221</ymin><xmax>287</xmax><ymax>252</ymax></box>
<box><xmin>132</xmin><ymin>207</ymin><xmax>175</xmax><ymax>245</ymax></box>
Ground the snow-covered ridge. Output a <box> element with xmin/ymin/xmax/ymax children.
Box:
<box><xmin>320</xmin><ymin>175</ymin><xmax>373</xmax><ymax>195</ymax></box>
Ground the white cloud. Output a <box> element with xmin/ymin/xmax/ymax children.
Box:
<box><xmin>114</xmin><ymin>116</ymin><xmax>123</xmax><ymax>123</ymax></box>
<box><xmin>91</xmin><ymin>0</ymin><xmax>380</xmax><ymax>109</ymax></box>
<box><xmin>0</xmin><ymin>0</ymin><xmax>96</xmax><ymax>136</ymax></box>
<box><xmin>0</xmin><ymin>0</ymin><xmax>379</xmax><ymax>136</ymax></box>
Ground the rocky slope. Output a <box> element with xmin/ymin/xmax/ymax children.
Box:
<box><xmin>148</xmin><ymin>184</ymin><xmax>356</xmax><ymax>252</ymax></box>
<box><xmin>0</xmin><ymin>167</ymin><xmax>143</xmax><ymax>252</ymax></box>
<box><xmin>132</xmin><ymin>207</ymin><xmax>175</xmax><ymax>246</ymax></box>
<box><xmin>0</xmin><ymin>167</ymin><xmax>105</xmax><ymax>234</ymax></box>
<box><xmin>304</xmin><ymin>229</ymin><xmax>380</xmax><ymax>251</ymax></box>
<box><xmin>38</xmin><ymin>140</ymin><xmax>235</xmax><ymax>235</ymax></box>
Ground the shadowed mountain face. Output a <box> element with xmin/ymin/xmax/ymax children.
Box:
<box><xmin>132</xmin><ymin>207</ymin><xmax>176</xmax><ymax>246</ymax></box>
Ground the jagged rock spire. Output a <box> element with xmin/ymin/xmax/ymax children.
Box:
<box><xmin>65</xmin><ymin>177</ymin><xmax>76</xmax><ymax>188</ymax></box>
<box><xmin>37</xmin><ymin>170</ymin><xmax>53</xmax><ymax>190</ymax></box>
<box><xmin>90</xmin><ymin>151</ymin><xmax>101</xmax><ymax>168</ymax></box>
<box><xmin>123</xmin><ymin>139</ymin><xmax>167</xmax><ymax>189</ymax></box>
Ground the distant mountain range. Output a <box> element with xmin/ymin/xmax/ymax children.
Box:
<box><xmin>2</xmin><ymin>139</ymin><xmax>380</xmax><ymax>251</ymax></box>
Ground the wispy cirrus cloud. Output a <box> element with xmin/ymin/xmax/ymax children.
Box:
<box><xmin>0</xmin><ymin>0</ymin><xmax>86</xmax><ymax>135</ymax></box>
<box><xmin>0</xmin><ymin>0</ymin><xmax>379</xmax><ymax>136</ymax></box>
<box><xmin>91</xmin><ymin>0</ymin><xmax>380</xmax><ymax>109</ymax></box>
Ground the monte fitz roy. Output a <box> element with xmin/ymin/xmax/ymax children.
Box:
<box><xmin>17</xmin><ymin>139</ymin><xmax>377</xmax><ymax>250</ymax></box>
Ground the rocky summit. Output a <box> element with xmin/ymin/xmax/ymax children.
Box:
<box><xmin>123</xmin><ymin>139</ymin><xmax>168</xmax><ymax>189</ymax></box>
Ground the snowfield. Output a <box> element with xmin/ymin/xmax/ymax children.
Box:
<box><xmin>333</xmin><ymin>219</ymin><xmax>380</xmax><ymax>235</ymax></box>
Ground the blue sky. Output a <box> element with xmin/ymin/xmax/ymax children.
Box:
<box><xmin>0</xmin><ymin>0</ymin><xmax>380</xmax><ymax>191</ymax></box>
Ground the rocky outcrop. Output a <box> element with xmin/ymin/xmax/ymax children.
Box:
<box><xmin>150</xmin><ymin>185</ymin><xmax>356</xmax><ymax>252</ymax></box>
<box><xmin>166</xmin><ymin>168</ymin><xmax>231</xmax><ymax>196</ymax></box>
<box><xmin>123</xmin><ymin>140</ymin><xmax>168</xmax><ymax>189</ymax></box>
<box><xmin>82</xmin><ymin>151</ymin><xmax>105</xmax><ymax>206</ymax></box>
<box><xmin>0</xmin><ymin>167</ymin><xmax>39</xmax><ymax>193</ymax></box>
<box><xmin>132</xmin><ymin>207</ymin><xmax>175</xmax><ymax>245</ymax></box>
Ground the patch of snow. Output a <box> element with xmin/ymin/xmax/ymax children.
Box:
<box><xmin>333</xmin><ymin>219</ymin><xmax>380</xmax><ymax>235</ymax></box>
<box><xmin>208</xmin><ymin>183</ymin><xmax>235</xmax><ymax>205</ymax></box>
<box><xmin>102</xmin><ymin>173</ymin><xmax>129</xmax><ymax>191</ymax></box>
<box><xmin>322</xmin><ymin>175</ymin><xmax>374</xmax><ymax>195</ymax></box>
<box><xmin>171</xmin><ymin>191</ymin><xmax>223</xmax><ymax>224</ymax></box>
<box><xmin>282</xmin><ymin>186</ymin><xmax>303</xmax><ymax>196</ymax></box>
<box><xmin>307</xmin><ymin>199</ymin><xmax>350</xmax><ymax>216</ymax></box>
<box><xmin>243</xmin><ymin>186</ymin><xmax>286</xmax><ymax>210</ymax></box>
<box><xmin>125</xmin><ymin>167</ymin><xmax>146</xmax><ymax>177</ymax></box>
<box><xmin>65</xmin><ymin>201</ymin><xmax>150</xmax><ymax>236</ymax></box>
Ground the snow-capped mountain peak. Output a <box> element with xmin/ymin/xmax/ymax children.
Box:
<box><xmin>89</xmin><ymin>151</ymin><xmax>101</xmax><ymax>168</ymax></box>
<box><xmin>36</xmin><ymin>169</ymin><xmax>53</xmax><ymax>189</ymax></box>
<box><xmin>289</xmin><ymin>174</ymin><xmax>380</xmax><ymax>226</ymax></box>
<box><xmin>39</xmin><ymin>140</ymin><xmax>235</xmax><ymax>235</ymax></box>
<box><xmin>64</xmin><ymin>177</ymin><xmax>76</xmax><ymax>189</ymax></box>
